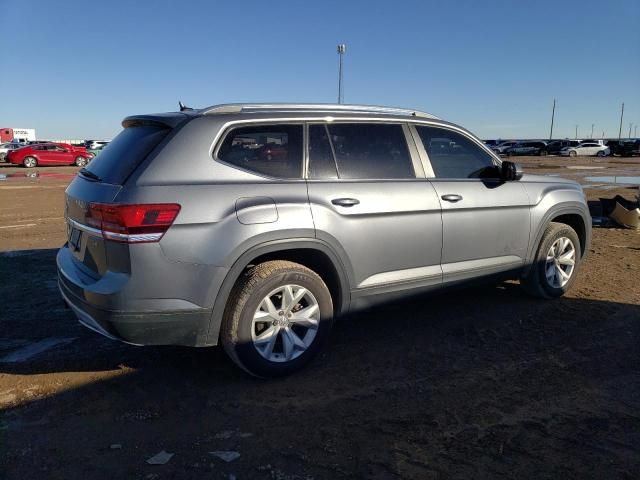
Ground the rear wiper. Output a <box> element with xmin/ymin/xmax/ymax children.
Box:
<box><xmin>79</xmin><ymin>168</ymin><xmax>102</xmax><ymax>182</ymax></box>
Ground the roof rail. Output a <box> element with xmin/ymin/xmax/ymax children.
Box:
<box><xmin>199</xmin><ymin>103</ymin><xmax>438</xmax><ymax>119</ymax></box>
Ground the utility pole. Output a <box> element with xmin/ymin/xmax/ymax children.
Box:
<box><xmin>591</xmin><ymin>123</ymin><xmax>594</xmax><ymax>139</ymax></box>
<box><xmin>549</xmin><ymin>99</ymin><xmax>556</xmax><ymax>141</ymax></box>
<box><xmin>618</xmin><ymin>102</ymin><xmax>624</xmax><ymax>141</ymax></box>
<box><xmin>337</xmin><ymin>44</ymin><xmax>346</xmax><ymax>104</ymax></box>
<box><xmin>629</xmin><ymin>123</ymin><xmax>633</xmax><ymax>139</ymax></box>
<box><xmin>602</xmin><ymin>131</ymin><xmax>605</xmax><ymax>139</ymax></box>
<box><xmin>635</xmin><ymin>125</ymin><xmax>638</xmax><ymax>138</ymax></box>
<box><xmin>575</xmin><ymin>125</ymin><xmax>578</xmax><ymax>139</ymax></box>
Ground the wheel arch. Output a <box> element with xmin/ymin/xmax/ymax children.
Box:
<box><xmin>525</xmin><ymin>202</ymin><xmax>591</xmax><ymax>274</ymax></box>
<box><xmin>204</xmin><ymin>239</ymin><xmax>352</xmax><ymax>345</ymax></box>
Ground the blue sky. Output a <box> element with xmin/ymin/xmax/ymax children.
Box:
<box><xmin>1</xmin><ymin>0</ymin><xmax>638</xmax><ymax>140</ymax></box>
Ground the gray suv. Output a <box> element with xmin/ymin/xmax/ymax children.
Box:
<box><xmin>58</xmin><ymin>103</ymin><xmax>591</xmax><ymax>377</ymax></box>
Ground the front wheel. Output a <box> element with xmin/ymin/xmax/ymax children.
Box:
<box><xmin>569</xmin><ymin>150</ymin><xmax>577</xmax><ymax>157</ymax></box>
<box><xmin>74</xmin><ymin>156</ymin><xmax>88</xmax><ymax>167</ymax></box>
<box><xmin>221</xmin><ymin>260</ymin><xmax>334</xmax><ymax>377</ymax></box>
<box><xmin>597</xmin><ymin>150</ymin><xmax>606</xmax><ymax>157</ymax></box>
<box><xmin>23</xmin><ymin>156</ymin><xmax>37</xmax><ymax>168</ymax></box>
<box><xmin>521</xmin><ymin>222</ymin><xmax>581</xmax><ymax>298</ymax></box>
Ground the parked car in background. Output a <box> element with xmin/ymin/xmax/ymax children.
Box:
<box><xmin>505</xmin><ymin>141</ymin><xmax>547</xmax><ymax>156</ymax></box>
<box><xmin>483</xmin><ymin>140</ymin><xmax>500</xmax><ymax>147</ymax></box>
<box><xmin>57</xmin><ymin>102</ymin><xmax>591</xmax><ymax>377</ymax></box>
<box><xmin>492</xmin><ymin>141</ymin><xmax>519</xmax><ymax>154</ymax></box>
<box><xmin>607</xmin><ymin>140</ymin><xmax>640</xmax><ymax>157</ymax></box>
<box><xmin>560</xmin><ymin>142</ymin><xmax>610</xmax><ymax>157</ymax></box>
<box><xmin>0</xmin><ymin>142</ymin><xmax>24</xmax><ymax>162</ymax></box>
<box><xmin>85</xmin><ymin>140</ymin><xmax>110</xmax><ymax>150</ymax></box>
<box><xmin>87</xmin><ymin>143</ymin><xmax>107</xmax><ymax>158</ymax></box>
<box><xmin>7</xmin><ymin>142</ymin><xmax>93</xmax><ymax>167</ymax></box>
<box><xmin>541</xmin><ymin>140</ymin><xmax>582</xmax><ymax>156</ymax></box>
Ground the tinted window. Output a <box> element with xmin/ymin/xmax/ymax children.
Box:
<box><xmin>84</xmin><ymin>125</ymin><xmax>169</xmax><ymax>184</ymax></box>
<box><xmin>416</xmin><ymin>126</ymin><xmax>495</xmax><ymax>179</ymax></box>
<box><xmin>325</xmin><ymin>123</ymin><xmax>414</xmax><ymax>179</ymax></box>
<box><xmin>218</xmin><ymin>125</ymin><xmax>303</xmax><ymax>179</ymax></box>
<box><xmin>308</xmin><ymin>124</ymin><xmax>338</xmax><ymax>179</ymax></box>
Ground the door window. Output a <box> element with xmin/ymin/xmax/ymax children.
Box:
<box><xmin>217</xmin><ymin>124</ymin><xmax>303</xmax><ymax>179</ymax></box>
<box><xmin>416</xmin><ymin>126</ymin><xmax>496</xmax><ymax>179</ymax></box>
<box><xmin>308</xmin><ymin>124</ymin><xmax>338</xmax><ymax>179</ymax></box>
<box><xmin>308</xmin><ymin>123</ymin><xmax>414</xmax><ymax>179</ymax></box>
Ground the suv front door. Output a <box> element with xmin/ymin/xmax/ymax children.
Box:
<box><xmin>413</xmin><ymin>124</ymin><xmax>531</xmax><ymax>283</ymax></box>
<box><xmin>306</xmin><ymin>122</ymin><xmax>443</xmax><ymax>301</ymax></box>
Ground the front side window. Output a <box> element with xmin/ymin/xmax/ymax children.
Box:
<box><xmin>416</xmin><ymin>126</ymin><xmax>495</xmax><ymax>179</ymax></box>
<box><xmin>308</xmin><ymin>123</ymin><xmax>414</xmax><ymax>180</ymax></box>
<box><xmin>217</xmin><ymin>124</ymin><xmax>303</xmax><ymax>179</ymax></box>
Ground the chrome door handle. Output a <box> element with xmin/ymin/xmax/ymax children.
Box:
<box><xmin>331</xmin><ymin>198</ymin><xmax>360</xmax><ymax>207</ymax></box>
<box><xmin>441</xmin><ymin>194</ymin><xmax>463</xmax><ymax>203</ymax></box>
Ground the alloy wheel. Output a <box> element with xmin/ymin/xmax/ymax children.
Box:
<box><xmin>545</xmin><ymin>237</ymin><xmax>576</xmax><ymax>288</ymax></box>
<box><xmin>251</xmin><ymin>284</ymin><xmax>320</xmax><ymax>363</ymax></box>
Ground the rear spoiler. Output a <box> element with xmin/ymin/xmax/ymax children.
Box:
<box><xmin>121</xmin><ymin>112</ymin><xmax>196</xmax><ymax>129</ymax></box>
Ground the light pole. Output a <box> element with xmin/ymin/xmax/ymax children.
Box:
<box><xmin>629</xmin><ymin>123</ymin><xmax>633</xmax><ymax>139</ymax></box>
<box><xmin>635</xmin><ymin>125</ymin><xmax>638</xmax><ymax>138</ymax></box>
<box><xmin>337</xmin><ymin>44</ymin><xmax>346</xmax><ymax>104</ymax></box>
<box><xmin>618</xmin><ymin>103</ymin><xmax>624</xmax><ymax>141</ymax></box>
<box><xmin>575</xmin><ymin>125</ymin><xmax>578</xmax><ymax>140</ymax></box>
<box><xmin>591</xmin><ymin>124</ymin><xmax>594</xmax><ymax>139</ymax></box>
<box><xmin>549</xmin><ymin>99</ymin><xmax>556</xmax><ymax>141</ymax></box>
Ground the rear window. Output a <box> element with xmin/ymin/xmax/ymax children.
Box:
<box><xmin>83</xmin><ymin>125</ymin><xmax>169</xmax><ymax>184</ymax></box>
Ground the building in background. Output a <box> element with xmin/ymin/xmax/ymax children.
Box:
<box><xmin>0</xmin><ymin>128</ymin><xmax>36</xmax><ymax>143</ymax></box>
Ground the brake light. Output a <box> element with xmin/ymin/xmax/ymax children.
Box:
<box><xmin>86</xmin><ymin>203</ymin><xmax>181</xmax><ymax>243</ymax></box>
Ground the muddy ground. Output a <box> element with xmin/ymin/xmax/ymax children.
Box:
<box><xmin>0</xmin><ymin>158</ymin><xmax>639</xmax><ymax>479</ymax></box>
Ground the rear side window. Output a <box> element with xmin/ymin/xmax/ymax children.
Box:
<box><xmin>309</xmin><ymin>123</ymin><xmax>414</xmax><ymax>179</ymax></box>
<box><xmin>217</xmin><ymin>125</ymin><xmax>303</xmax><ymax>179</ymax></box>
<box><xmin>416</xmin><ymin>126</ymin><xmax>495</xmax><ymax>179</ymax></box>
<box><xmin>84</xmin><ymin>125</ymin><xmax>169</xmax><ymax>184</ymax></box>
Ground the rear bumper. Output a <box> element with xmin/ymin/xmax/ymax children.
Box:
<box><xmin>59</xmin><ymin>275</ymin><xmax>212</xmax><ymax>346</ymax></box>
<box><xmin>57</xmin><ymin>246</ymin><xmax>216</xmax><ymax>347</ymax></box>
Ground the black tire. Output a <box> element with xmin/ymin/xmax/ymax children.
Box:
<box><xmin>23</xmin><ymin>156</ymin><xmax>37</xmax><ymax>168</ymax></box>
<box><xmin>520</xmin><ymin>222</ymin><xmax>581</xmax><ymax>299</ymax></box>
<box><xmin>596</xmin><ymin>150</ymin><xmax>605</xmax><ymax>157</ymax></box>
<box><xmin>539</xmin><ymin>150</ymin><xmax>548</xmax><ymax>156</ymax></box>
<box><xmin>569</xmin><ymin>150</ymin><xmax>577</xmax><ymax>158</ymax></box>
<box><xmin>221</xmin><ymin>260</ymin><xmax>334</xmax><ymax>377</ymax></box>
<box><xmin>75</xmin><ymin>156</ymin><xmax>88</xmax><ymax>167</ymax></box>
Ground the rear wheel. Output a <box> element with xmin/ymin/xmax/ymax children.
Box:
<box><xmin>23</xmin><ymin>156</ymin><xmax>37</xmax><ymax>168</ymax></box>
<box><xmin>521</xmin><ymin>222</ymin><xmax>581</xmax><ymax>298</ymax></box>
<box><xmin>221</xmin><ymin>260</ymin><xmax>334</xmax><ymax>377</ymax></box>
<box><xmin>74</xmin><ymin>156</ymin><xmax>88</xmax><ymax>167</ymax></box>
<box><xmin>597</xmin><ymin>150</ymin><xmax>606</xmax><ymax>157</ymax></box>
<box><xmin>0</xmin><ymin>153</ymin><xmax>6</xmax><ymax>162</ymax></box>
<box><xmin>569</xmin><ymin>150</ymin><xmax>577</xmax><ymax>157</ymax></box>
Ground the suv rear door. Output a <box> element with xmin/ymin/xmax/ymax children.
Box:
<box><xmin>306</xmin><ymin>122</ymin><xmax>443</xmax><ymax>298</ymax></box>
<box><xmin>412</xmin><ymin>124</ymin><xmax>531</xmax><ymax>283</ymax></box>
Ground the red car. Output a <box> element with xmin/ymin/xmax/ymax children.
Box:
<box><xmin>7</xmin><ymin>143</ymin><xmax>93</xmax><ymax>168</ymax></box>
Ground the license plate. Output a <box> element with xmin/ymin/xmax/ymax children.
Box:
<box><xmin>69</xmin><ymin>227</ymin><xmax>82</xmax><ymax>251</ymax></box>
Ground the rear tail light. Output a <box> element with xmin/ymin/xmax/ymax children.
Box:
<box><xmin>86</xmin><ymin>203</ymin><xmax>181</xmax><ymax>243</ymax></box>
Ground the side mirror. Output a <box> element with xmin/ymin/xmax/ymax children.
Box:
<box><xmin>501</xmin><ymin>160</ymin><xmax>523</xmax><ymax>181</ymax></box>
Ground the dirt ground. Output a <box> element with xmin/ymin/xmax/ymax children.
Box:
<box><xmin>1</xmin><ymin>158</ymin><xmax>639</xmax><ymax>479</ymax></box>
